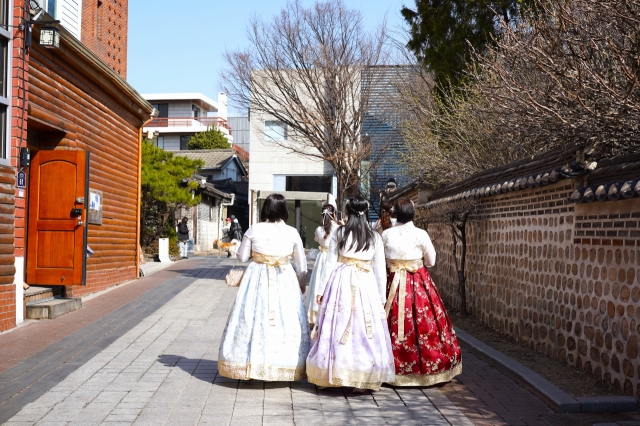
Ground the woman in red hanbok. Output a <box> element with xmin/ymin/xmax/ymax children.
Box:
<box><xmin>381</xmin><ymin>197</ymin><xmax>462</xmax><ymax>386</ymax></box>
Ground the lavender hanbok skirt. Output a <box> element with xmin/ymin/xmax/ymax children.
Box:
<box><xmin>306</xmin><ymin>263</ymin><xmax>395</xmax><ymax>390</ymax></box>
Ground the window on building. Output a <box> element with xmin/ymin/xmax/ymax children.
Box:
<box><xmin>180</xmin><ymin>135</ymin><xmax>191</xmax><ymax>150</ymax></box>
<box><xmin>0</xmin><ymin>0</ymin><xmax>6</xmax><ymax>27</ymax></box>
<box><xmin>155</xmin><ymin>136</ymin><xmax>164</xmax><ymax>149</ymax></box>
<box><xmin>192</xmin><ymin>104</ymin><xmax>200</xmax><ymax>118</ymax></box>
<box><xmin>152</xmin><ymin>103</ymin><xmax>169</xmax><ymax>118</ymax></box>
<box><xmin>286</xmin><ymin>175</ymin><xmax>332</xmax><ymax>193</ymax></box>
<box><xmin>0</xmin><ymin>0</ymin><xmax>9</xmax><ymax>161</ymax></box>
<box><xmin>264</xmin><ymin>121</ymin><xmax>287</xmax><ymax>141</ymax></box>
<box><xmin>47</xmin><ymin>0</ymin><xmax>57</xmax><ymax>18</ymax></box>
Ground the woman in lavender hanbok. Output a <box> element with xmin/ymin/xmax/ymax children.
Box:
<box><xmin>306</xmin><ymin>204</ymin><xmax>339</xmax><ymax>326</ymax></box>
<box><xmin>218</xmin><ymin>194</ymin><xmax>310</xmax><ymax>381</ymax></box>
<box><xmin>306</xmin><ymin>196</ymin><xmax>395</xmax><ymax>391</ymax></box>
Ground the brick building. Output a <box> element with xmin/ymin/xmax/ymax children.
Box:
<box><xmin>392</xmin><ymin>145</ymin><xmax>640</xmax><ymax>397</ymax></box>
<box><xmin>0</xmin><ymin>0</ymin><xmax>153</xmax><ymax>331</ymax></box>
<box><xmin>81</xmin><ymin>0</ymin><xmax>129</xmax><ymax>78</ymax></box>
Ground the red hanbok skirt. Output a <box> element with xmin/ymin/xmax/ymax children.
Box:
<box><xmin>386</xmin><ymin>266</ymin><xmax>462</xmax><ymax>386</ymax></box>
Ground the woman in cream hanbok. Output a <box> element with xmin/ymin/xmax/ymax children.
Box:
<box><xmin>381</xmin><ymin>197</ymin><xmax>462</xmax><ymax>386</ymax></box>
<box><xmin>306</xmin><ymin>204</ymin><xmax>339</xmax><ymax>325</ymax></box>
<box><xmin>306</xmin><ymin>197</ymin><xmax>395</xmax><ymax>391</ymax></box>
<box><xmin>218</xmin><ymin>194</ymin><xmax>310</xmax><ymax>381</ymax></box>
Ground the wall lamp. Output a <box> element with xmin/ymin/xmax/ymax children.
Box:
<box><xmin>21</xmin><ymin>19</ymin><xmax>61</xmax><ymax>50</ymax></box>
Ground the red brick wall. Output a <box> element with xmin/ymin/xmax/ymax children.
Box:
<box><xmin>81</xmin><ymin>0</ymin><xmax>128</xmax><ymax>78</ymax></box>
<box><xmin>11</xmin><ymin>0</ymin><xmax>27</xmax><ymax>262</ymax></box>
<box><xmin>66</xmin><ymin>266</ymin><xmax>137</xmax><ymax>297</ymax></box>
<box><xmin>0</xmin><ymin>165</ymin><xmax>15</xmax><ymax>332</ymax></box>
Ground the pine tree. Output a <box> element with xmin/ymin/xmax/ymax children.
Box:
<box><xmin>187</xmin><ymin>126</ymin><xmax>231</xmax><ymax>150</ymax></box>
<box><xmin>140</xmin><ymin>140</ymin><xmax>204</xmax><ymax>251</ymax></box>
<box><xmin>402</xmin><ymin>0</ymin><xmax>533</xmax><ymax>90</ymax></box>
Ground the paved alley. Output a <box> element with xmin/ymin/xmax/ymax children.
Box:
<box><xmin>0</xmin><ymin>258</ymin><xmax>637</xmax><ymax>426</ymax></box>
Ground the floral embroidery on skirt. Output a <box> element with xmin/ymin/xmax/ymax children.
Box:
<box><xmin>386</xmin><ymin>266</ymin><xmax>462</xmax><ymax>386</ymax></box>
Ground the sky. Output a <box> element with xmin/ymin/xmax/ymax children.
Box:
<box><xmin>127</xmin><ymin>0</ymin><xmax>410</xmax><ymax>114</ymax></box>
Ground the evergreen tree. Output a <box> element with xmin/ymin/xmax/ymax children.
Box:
<box><xmin>140</xmin><ymin>140</ymin><xmax>204</xmax><ymax>251</ymax></box>
<box><xmin>187</xmin><ymin>126</ymin><xmax>231</xmax><ymax>150</ymax></box>
<box><xmin>401</xmin><ymin>0</ymin><xmax>533</xmax><ymax>90</ymax></box>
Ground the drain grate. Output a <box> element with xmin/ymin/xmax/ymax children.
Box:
<box><xmin>542</xmin><ymin>413</ymin><xmax>637</xmax><ymax>426</ymax></box>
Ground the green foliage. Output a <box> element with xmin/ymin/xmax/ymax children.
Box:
<box><xmin>401</xmin><ymin>0</ymin><xmax>533</xmax><ymax>90</ymax></box>
<box><xmin>140</xmin><ymin>140</ymin><xmax>204</xmax><ymax>249</ymax></box>
<box><xmin>187</xmin><ymin>127</ymin><xmax>231</xmax><ymax>150</ymax></box>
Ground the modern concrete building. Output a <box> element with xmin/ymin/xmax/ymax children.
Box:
<box><xmin>248</xmin><ymin>106</ymin><xmax>336</xmax><ymax>250</ymax></box>
<box><xmin>247</xmin><ymin>66</ymin><xmax>410</xmax><ymax>240</ymax></box>
<box><xmin>142</xmin><ymin>93</ymin><xmax>233</xmax><ymax>150</ymax></box>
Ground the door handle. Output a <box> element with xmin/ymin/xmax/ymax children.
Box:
<box><xmin>76</xmin><ymin>220</ymin><xmax>84</xmax><ymax>226</ymax></box>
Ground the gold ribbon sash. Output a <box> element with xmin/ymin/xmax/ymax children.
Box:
<box><xmin>337</xmin><ymin>255</ymin><xmax>374</xmax><ymax>344</ymax></box>
<box><xmin>318</xmin><ymin>245</ymin><xmax>330</xmax><ymax>253</ymax></box>
<box><xmin>384</xmin><ymin>258</ymin><xmax>423</xmax><ymax>342</ymax></box>
<box><xmin>251</xmin><ymin>251</ymin><xmax>292</xmax><ymax>326</ymax></box>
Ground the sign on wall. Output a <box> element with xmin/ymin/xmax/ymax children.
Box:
<box><xmin>88</xmin><ymin>189</ymin><xmax>103</xmax><ymax>225</ymax></box>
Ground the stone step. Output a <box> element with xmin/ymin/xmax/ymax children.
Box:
<box><xmin>26</xmin><ymin>298</ymin><xmax>82</xmax><ymax>320</ymax></box>
<box><xmin>24</xmin><ymin>286</ymin><xmax>63</xmax><ymax>305</ymax></box>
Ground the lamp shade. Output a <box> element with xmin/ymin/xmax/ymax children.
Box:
<box><xmin>39</xmin><ymin>26</ymin><xmax>60</xmax><ymax>49</ymax></box>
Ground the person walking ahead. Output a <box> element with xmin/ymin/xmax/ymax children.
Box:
<box><xmin>218</xmin><ymin>193</ymin><xmax>310</xmax><ymax>381</ymax></box>
<box><xmin>306</xmin><ymin>196</ymin><xmax>395</xmax><ymax>391</ymax></box>
<box><xmin>177</xmin><ymin>217</ymin><xmax>189</xmax><ymax>259</ymax></box>
<box><xmin>381</xmin><ymin>197</ymin><xmax>462</xmax><ymax>386</ymax></box>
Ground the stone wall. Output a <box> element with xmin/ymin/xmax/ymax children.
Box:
<box><xmin>426</xmin><ymin>179</ymin><xmax>640</xmax><ymax>396</ymax></box>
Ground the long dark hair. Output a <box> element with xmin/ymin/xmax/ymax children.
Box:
<box><xmin>337</xmin><ymin>196</ymin><xmax>376</xmax><ymax>252</ymax></box>
<box><xmin>321</xmin><ymin>204</ymin><xmax>336</xmax><ymax>239</ymax></box>
<box><xmin>379</xmin><ymin>202</ymin><xmax>393</xmax><ymax>232</ymax></box>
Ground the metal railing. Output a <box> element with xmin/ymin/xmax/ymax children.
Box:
<box><xmin>147</xmin><ymin>117</ymin><xmax>232</xmax><ymax>133</ymax></box>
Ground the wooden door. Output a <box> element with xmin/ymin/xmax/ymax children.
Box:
<box><xmin>27</xmin><ymin>150</ymin><xmax>86</xmax><ymax>285</ymax></box>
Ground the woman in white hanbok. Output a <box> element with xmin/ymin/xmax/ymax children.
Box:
<box><xmin>306</xmin><ymin>197</ymin><xmax>395</xmax><ymax>391</ymax></box>
<box><xmin>218</xmin><ymin>194</ymin><xmax>310</xmax><ymax>381</ymax></box>
<box><xmin>306</xmin><ymin>204</ymin><xmax>339</xmax><ymax>325</ymax></box>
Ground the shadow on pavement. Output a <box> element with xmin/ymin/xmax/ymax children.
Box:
<box><xmin>156</xmin><ymin>355</ymin><xmax>327</xmax><ymax>397</ymax></box>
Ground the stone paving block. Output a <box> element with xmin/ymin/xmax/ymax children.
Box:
<box><xmin>1</xmin><ymin>259</ymin><xmax>592</xmax><ymax>426</ymax></box>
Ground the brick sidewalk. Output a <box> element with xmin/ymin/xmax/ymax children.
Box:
<box><xmin>0</xmin><ymin>258</ymin><xmax>203</xmax><ymax>374</ymax></box>
<box><xmin>2</xmin><ymin>257</ymin><xmax>638</xmax><ymax>425</ymax></box>
<box><xmin>441</xmin><ymin>350</ymin><xmax>553</xmax><ymax>425</ymax></box>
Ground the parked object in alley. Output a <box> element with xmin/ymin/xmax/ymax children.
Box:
<box><xmin>306</xmin><ymin>197</ymin><xmax>395</xmax><ymax>391</ymax></box>
<box><xmin>218</xmin><ymin>193</ymin><xmax>310</xmax><ymax>381</ymax></box>
<box><xmin>382</xmin><ymin>197</ymin><xmax>462</xmax><ymax>386</ymax></box>
<box><xmin>158</xmin><ymin>238</ymin><xmax>171</xmax><ymax>263</ymax></box>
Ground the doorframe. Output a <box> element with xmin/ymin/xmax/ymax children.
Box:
<box><xmin>81</xmin><ymin>151</ymin><xmax>90</xmax><ymax>286</ymax></box>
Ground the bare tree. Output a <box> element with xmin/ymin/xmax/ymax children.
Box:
<box><xmin>393</xmin><ymin>63</ymin><xmax>536</xmax><ymax>188</ymax></box>
<box><xmin>425</xmin><ymin>200</ymin><xmax>478</xmax><ymax>316</ymax></box>
<box><xmin>470</xmin><ymin>0</ymin><xmax>640</xmax><ymax>159</ymax></box>
<box><xmin>221</xmin><ymin>0</ymin><xmax>388</xmax><ymax>207</ymax></box>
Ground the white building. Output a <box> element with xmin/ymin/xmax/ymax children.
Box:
<box><xmin>142</xmin><ymin>93</ymin><xmax>232</xmax><ymax>150</ymax></box>
<box><xmin>248</xmin><ymin>108</ymin><xmax>336</xmax><ymax>249</ymax></box>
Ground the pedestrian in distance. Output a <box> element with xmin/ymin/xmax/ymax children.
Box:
<box><xmin>306</xmin><ymin>203</ymin><xmax>339</xmax><ymax>326</ymax></box>
<box><xmin>177</xmin><ymin>217</ymin><xmax>189</xmax><ymax>259</ymax></box>
<box><xmin>306</xmin><ymin>196</ymin><xmax>395</xmax><ymax>391</ymax></box>
<box><xmin>222</xmin><ymin>217</ymin><xmax>232</xmax><ymax>242</ymax></box>
<box><xmin>228</xmin><ymin>215</ymin><xmax>243</xmax><ymax>241</ymax></box>
<box><xmin>218</xmin><ymin>193</ymin><xmax>310</xmax><ymax>381</ymax></box>
<box><xmin>381</xmin><ymin>197</ymin><xmax>462</xmax><ymax>386</ymax></box>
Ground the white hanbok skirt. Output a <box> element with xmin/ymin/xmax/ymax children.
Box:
<box><xmin>218</xmin><ymin>260</ymin><xmax>310</xmax><ymax>381</ymax></box>
<box><xmin>305</xmin><ymin>248</ymin><xmax>329</xmax><ymax>324</ymax></box>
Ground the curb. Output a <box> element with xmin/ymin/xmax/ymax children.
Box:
<box><xmin>454</xmin><ymin>327</ymin><xmax>638</xmax><ymax>413</ymax></box>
